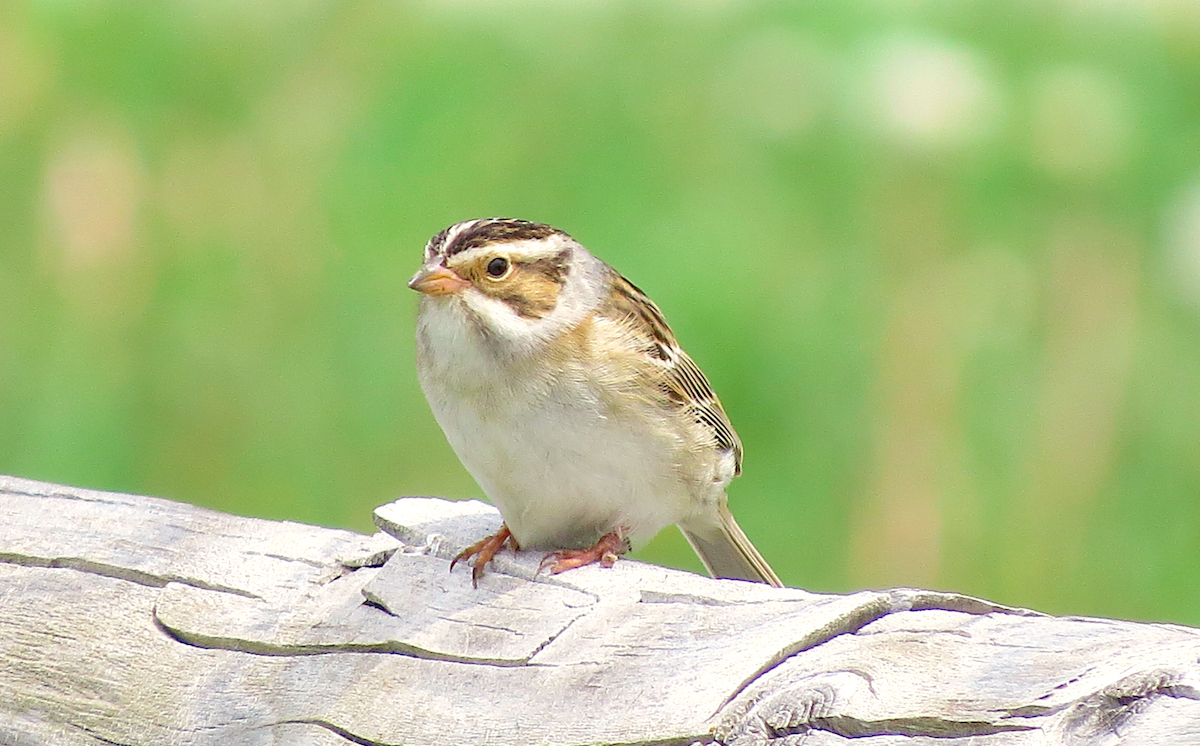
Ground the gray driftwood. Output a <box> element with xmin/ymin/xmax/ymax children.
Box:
<box><xmin>2</xmin><ymin>475</ymin><xmax>1199</xmax><ymax>746</ymax></box>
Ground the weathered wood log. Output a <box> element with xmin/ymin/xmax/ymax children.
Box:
<box><xmin>2</xmin><ymin>474</ymin><xmax>1199</xmax><ymax>745</ymax></box>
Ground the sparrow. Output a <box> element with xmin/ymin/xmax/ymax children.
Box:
<box><xmin>409</xmin><ymin>218</ymin><xmax>782</xmax><ymax>588</ymax></box>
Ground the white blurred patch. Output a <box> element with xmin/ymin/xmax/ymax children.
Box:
<box><xmin>1165</xmin><ymin>178</ymin><xmax>1200</xmax><ymax>307</ymax></box>
<box><xmin>711</xmin><ymin>28</ymin><xmax>830</xmax><ymax>140</ymax></box>
<box><xmin>42</xmin><ymin>124</ymin><xmax>143</xmax><ymax>271</ymax></box>
<box><xmin>1029</xmin><ymin>65</ymin><xmax>1130</xmax><ymax>180</ymax></box>
<box><xmin>861</xmin><ymin>35</ymin><xmax>1002</xmax><ymax>153</ymax></box>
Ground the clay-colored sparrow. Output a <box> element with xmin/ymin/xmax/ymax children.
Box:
<box><xmin>409</xmin><ymin>218</ymin><xmax>782</xmax><ymax>587</ymax></box>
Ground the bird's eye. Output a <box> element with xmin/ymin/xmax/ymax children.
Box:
<box><xmin>486</xmin><ymin>256</ymin><xmax>510</xmax><ymax>278</ymax></box>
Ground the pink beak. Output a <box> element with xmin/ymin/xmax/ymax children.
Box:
<box><xmin>408</xmin><ymin>265</ymin><xmax>470</xmax><ymax>296</ymax></box>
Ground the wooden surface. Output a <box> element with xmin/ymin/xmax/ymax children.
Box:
<box><xmin>2</xmin><ymin>474</ymin><xmax>1199</xmax><ymax>745</ymax></box>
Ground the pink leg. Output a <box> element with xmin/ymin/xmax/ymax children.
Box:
<box><xmin>538</xmin><ymin>531</ymin><xmax>631</xmax><ymax>576</ymax></box>
<box><xmin>451</xmin><ymin>524</ymin><xmax>520</xmax><ymax>588</ymax></box>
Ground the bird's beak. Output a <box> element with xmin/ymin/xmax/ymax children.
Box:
<box><xmin>408</xmin><ymin>265</ymin><xmax>470</xmax><ymax>296</ymax></box>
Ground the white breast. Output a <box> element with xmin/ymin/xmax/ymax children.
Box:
<box><xmin>415</xmin><ymin>298</ymin><xmax>699</xmax><ymax>550</ymax></box>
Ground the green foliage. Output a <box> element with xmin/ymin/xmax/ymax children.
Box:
<box><xmin>2</xmin><ymin>0</ymin><xmax>1199</xmax><ymax>623</ymax></box>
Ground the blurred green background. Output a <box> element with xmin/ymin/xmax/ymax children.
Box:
<box><xmin>3</xmin><ymin>0</ymin><xmax>1200</xmax><ymax>624</ymax></box>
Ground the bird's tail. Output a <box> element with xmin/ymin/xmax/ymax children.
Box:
<box><xmin>680</xmin><ymin>504</ymin><xmax>782</xmax><ymax>587</ymax></box>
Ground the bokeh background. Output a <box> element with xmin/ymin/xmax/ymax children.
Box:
<box><xmin>3</xmin><ymin>0</ymin><xmax>1200</xmax><ymax>624</ymax></box>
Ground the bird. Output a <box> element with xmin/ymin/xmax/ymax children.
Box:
<box><xmin>408</xmin><ymin>218</ymin><xmax>782</xmax><ymax>588</ymax></box>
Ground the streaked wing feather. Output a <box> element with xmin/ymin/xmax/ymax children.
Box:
<box><xmin>602</xmin><ymin>272</ymin><xmax>743</xmax><ymax>474</ymax></box>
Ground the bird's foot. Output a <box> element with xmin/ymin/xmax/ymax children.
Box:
<box><xmin>451</xmin><ymin>524</ymin><xmax>520</xmax><ymax>587</ymax></box>
<box><xmin>538</xmin><ymin>531</ymin><xmax>631</xmax><ymax>576</ymax></box>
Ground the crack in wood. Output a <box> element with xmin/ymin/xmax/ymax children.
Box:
<box><xmin>0</xmin><ymin>552</ymin><xmax>261</xmax><ymax>599</ymax></box>
<box><xmin>71</xmin><ymin>732</ymin><xmax>135</xmax><ymax>746</ymax></box>
<box><xmin>266</xmin><ymin>719</ymin><xmax>716</xmax><ymax>746</ymax></box>
<box><xmin>262</xmin><ymin>719</ymin><xmax>389</xmax><ymax>746</ymax></box>
<box><xmin>798</xmin><ymin>715</ymin><xmax>1037</xmax><ymax>739</ymax></box>
<box><xmin>3</xmin><ymin>483</ymin><xmax>136</xmax><ymax>508</ymax></box>
<box><xmin>716</xmin><ymin>591</ymin><xmax>1043</xmax><ymax>720</ymax></box>
<box><xmin>152</xmin><ymin>607</ymin><xmax>539</xmax><ymax>667</ymax></box>
<box><xmin>359</xmin><ymin>581</ymin><xmax>588</xmax><ymax>664</ymax></box>
<box><xmin>715</xmin><ymin>596</ymin><xmax>898</xmax><ymax>715</ymax></box>
<box><xmin>1057</xmin><ymin>668</ymin><xmax>1200</xmax><ymax>739</ymax></box>
<box><xmin>243</xmin><ymin>550</ymin><xmax>328</xmax><ymax>568</ymax></box>
<box><xmin>433</xmin><ymin>615</ymin><xmax>522</xmax><ymax>635</ymax></box>
<box><xmin>639</xmin><ymin>591</ymin><xmax>810</xmax><ymax>606</ymax></box>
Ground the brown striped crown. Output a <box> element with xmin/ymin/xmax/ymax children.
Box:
<box><xmin>428</xmin><ymin>219</ymin><xmax>564</xmax><ymax>259</ymax></box>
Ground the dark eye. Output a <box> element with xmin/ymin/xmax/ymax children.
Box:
<box><xmin>486</xmin><ymin>256</ymin><xmax>509</xmax><ymax>278</ymax></box>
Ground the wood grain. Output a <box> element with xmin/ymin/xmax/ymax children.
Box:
<box><xmin>2</xmin><ymin>475</ymin><xmax>1198</xmax><ymax>745</ymax></box>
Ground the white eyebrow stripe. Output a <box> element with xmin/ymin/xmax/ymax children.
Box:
<box><xmin>449</xmin><ymin>236</ymin><xmax>569</xmax><ymax>266</ymax></box>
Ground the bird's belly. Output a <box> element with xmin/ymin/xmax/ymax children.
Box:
<box><xmin>433</xmin><ymin>394</ymin><xmax>692</xmax><ymax>550</ymax></box>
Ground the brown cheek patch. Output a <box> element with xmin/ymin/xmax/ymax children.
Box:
<box><xmin>489</xmin><ymin>272</ymin><xmax>561</xmax><ymax>319</ymax></box>
<box><xmin>463</xmin><ymin>250</ymin><xmax>571</xmax><ymax>319</ymax></box>
<box><xmin>528</xmin><ymin>252</ymin><xmax>570</xmax><ymax>285</ymax></box>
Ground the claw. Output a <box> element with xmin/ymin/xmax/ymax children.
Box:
<box><xmin>451</xmin><ymin>525</ymin><xmax>519</xmax><ymax>587</ymax></box>
<box><xmin>538</xmin><ymin>531</ymin><xmax>630</xmax><ymax>576</ymax></box>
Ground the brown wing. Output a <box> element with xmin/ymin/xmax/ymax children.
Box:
<box><xmin>602</xmin><ymin>271</ymin><xmax>744</xmax><ymax>475</ymax></box>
